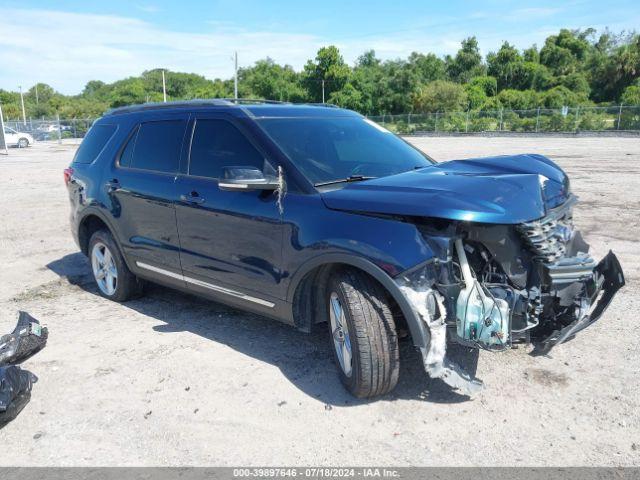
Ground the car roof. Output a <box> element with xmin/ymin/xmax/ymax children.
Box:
<box><xmin>104</xmin><ymin>99</ymin><xmax>360</xmax><ymax>119</ymax></box>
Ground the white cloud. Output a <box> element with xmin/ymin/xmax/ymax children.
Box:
<box><xmin>0</xmin><ymin>8</ymin><xmax>322</xmax><ymax>94</ymax></box>
<box><xmin>0</xmin><ymin>7</ymin><xmax>479</xmax><ymax>94</ymax></box>
<box><xmin>1</xmin><ymin>6</ymin><xmax>637</xmax><ymax>95</ymax></box>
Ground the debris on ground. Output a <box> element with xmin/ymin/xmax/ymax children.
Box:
<box><xmin>0</xmin><ymin>311</ymin><xmax>47</xmax><ymax>428</ymax></box>
<box><xmin>0</xmin><ymin>311</ymin><xmax>48</xmax><ymax>366</ymax></box>
<box><xmin>0</xmin><ymin>365</ymin><xmax>36</xmax><ymax>427</ymax></box>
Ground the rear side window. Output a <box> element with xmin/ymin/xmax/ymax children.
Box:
<box><xmin>189</xmin><ymin>119</ymin><xmax>265</xmax><ymax>179</ymax></box>
<box><xmin>118</xmin><ymin>126</ymin><xmax>139</xmax><ymax>168</ymax></box>
<box><xmin>128</xmin><ymin>120</ymin><xmax>185</xmax><ymax>173</ymax></box>
<box><xmin>73</xmin><ymin>124</ymin><xmax>117</xmax><ymax>164</ymax></box>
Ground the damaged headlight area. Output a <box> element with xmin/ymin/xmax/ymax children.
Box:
<box><xmin>397</xmin><ymin>198</ymin><xmax>625</xmax><ymax>394</ymax></box>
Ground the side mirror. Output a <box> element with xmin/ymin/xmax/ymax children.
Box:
<box><xmin>218</xmin><ymin>166</ymin><xmax>280</xmax><ymax>192</ymax></box>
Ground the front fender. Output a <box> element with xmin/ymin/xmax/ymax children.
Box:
<box><xmin>287</xmin><ymin>253</ymin><xmax>429</xmax><ymax>349</ymax></box>
<box><xmin>281</xmin><ymin>193</ymin><xmax>435</xmax><ymax>348</ymax></box>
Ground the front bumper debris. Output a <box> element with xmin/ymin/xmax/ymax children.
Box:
<box><xmin>532</xmin><ymin>250</ymin><xmax>625</xmax><ymax>356</ymax></box>
<box><xmin>0</xmin><ymin>311</ymin><xmax>48</xmax><ymax>428</ymax></box>
<box><xmin>399</xmin><ymin>285</ymin><xmax>483</xmax><ymax>396</ymax></box>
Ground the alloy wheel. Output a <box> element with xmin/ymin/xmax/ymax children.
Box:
<box><xmin>329</xmin><ymin>291</ymin><xmax>353</xmax><ymax>377</ymax></box>
<box><xmin>91</xmin><ymin>242</ymin><xmax>118</xmax><ymax>296</ymax></box>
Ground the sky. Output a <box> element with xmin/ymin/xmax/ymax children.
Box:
<box><xmin>0</xmin><ymin>0</ymin><xmax>638</xmax><ymax>95</ymax></box>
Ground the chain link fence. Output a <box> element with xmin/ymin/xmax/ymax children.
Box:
<box><xmin>2</xmin><ymin>105</ymin><xmax>639</xmax><ymax>145</ymax></box>
<box><xmin>368</xmin><ymin>105</ymin><xmax>640</xmax><ymax>134</ymax></box>
<box><xmin>3</xmin><ymin>117</ymin><xmax>95</xmax><ymax>144</ymax></box>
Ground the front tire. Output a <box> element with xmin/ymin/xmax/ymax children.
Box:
<box><xmin>327</xmin><ymin>269</ymin><xmax>399</xmax><ymax>398</ymax></box>
<box><xmin>18</xmin><ymin>138</ymin><xmax>29</xmax><ymax>148</ymax></box>
<box><xmin>88</xmin><ymin>229</ymin><xmax>143</xmax><ymax>302</ymax></box>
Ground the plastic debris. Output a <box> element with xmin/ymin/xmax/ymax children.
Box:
<box><xmin>0</xmin><ymin>311</ymin><xmax>48</xmax><ymax>366</ymax></box>
<box><xmin>0</xmin><ymin>365</ymin><xmax>36</xmax><ymax>427</ymax></box>
<box><xmin>0</xmin><ymin>311</ymin><xmax>47</xmax><ymax>428</ymax></box>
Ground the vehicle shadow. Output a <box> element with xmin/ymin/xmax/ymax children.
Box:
<box><xmin>47</xmin><ymin>253</ymin><xmax>479</xmax><ymax>405</ymax></box>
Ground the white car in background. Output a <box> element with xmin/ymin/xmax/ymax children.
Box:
<box><xmin>3</xmin><ymin>127</ymin><xmax>34</xmax><ymax>148</ymax></box>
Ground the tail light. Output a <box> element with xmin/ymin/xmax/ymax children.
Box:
<box><xmin>63</xmin><ymin>167</ymin><xmax>74</xmax><ymax>186</ymax></box>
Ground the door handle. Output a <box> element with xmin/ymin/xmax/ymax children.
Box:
<box><xmin>181</xmin><ymin>192</ymin><xmax>206</xmax><ymax>205</ymax></box>
<box><xmin>106</xmin><ymin>179</ymin><xmax>120</xmax><ymax>192</ymax></box>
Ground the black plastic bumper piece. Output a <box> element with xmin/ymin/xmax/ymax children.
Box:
<box><xmin>532</xmin><ymin>250</ymin><xmax>625</xmax><ymax>356</ymax></box>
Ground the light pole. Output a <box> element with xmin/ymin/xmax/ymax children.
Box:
<box><xmin>321</xmin><ymin>79</ymin><xmax>325</xmax><ymax>104</ymax></box>
<box><xmin>162</xmin><ymin>70</ymin><xmax>167</xmax><ymax>103</ymax></box>
<box><xmin>19</xmin><ymin>86</ymin><xmax>26</xmax><ymax>125</ymax></box>
<box><xmin>234</xmin><ymin>51</ymin><xmax>238</xmax><ymax>100</ymax></box>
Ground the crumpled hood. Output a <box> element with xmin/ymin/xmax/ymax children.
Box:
<box><xmin>320</xmin><ymin>154</ymin><xmax>571</xmax><ymax>224</ymax></box>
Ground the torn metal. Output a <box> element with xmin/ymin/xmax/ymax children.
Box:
<box><xmin>396</xmin><ymin>195</ymin><xmax>624</xmax><ymax>393</ymax></box>
<box><xmin>399</xmin><ymin>285</ymin><xmax>483</xmax><ymax>396</ymax></box>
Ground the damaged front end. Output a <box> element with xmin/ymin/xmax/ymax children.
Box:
<box><xmin>396</xmin><ymin>196</ymin><xmax>625</xmax><ymax>394</ymax></box>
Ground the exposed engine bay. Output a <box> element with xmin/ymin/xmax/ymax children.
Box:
<box><xmin>397</xmin><ymin>194</ymin><xmax>625</xmax><ymax>395</ymax></box>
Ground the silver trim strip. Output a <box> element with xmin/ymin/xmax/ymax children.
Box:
<box><xmin>135</xmin><ymin>261</ymin><xmax>275</xmax><ymax>308</ymax></box>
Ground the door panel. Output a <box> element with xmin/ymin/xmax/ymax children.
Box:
<box><xmin>107</xmin><ymin>115</ymin><xmax>188</xmax><ymax>272</ymax></box>
<box><xmin>175</xmin><ymin>116</ymin><xmax>284</xmax><ymax>301</ymax></box>
<box><xmin>110</xmin><ymin>170</ymin><xmax>182</xmax><ymax>270</ymax></box>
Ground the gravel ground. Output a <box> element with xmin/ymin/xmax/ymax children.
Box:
<box><xmin>0</xmin><ymin>137</ymin><xmax>638</xmax><ymax>466</ymax></box>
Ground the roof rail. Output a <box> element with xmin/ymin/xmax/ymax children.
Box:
<box><xmin>219</xmin><ymin>98</ymin><xmax>291</xmax><ymax>105</ymax></box>
<box><xmin>105</xmin><ymin>99</ymin><xmax>234</xmax><ymax>115</ymax></box>
<box><xmin>303</xmin><ymin>102</ymin><xmax>340</xmax><ymax>108</ymax></box>
<box><xmin>105</xmin><ymin>98</ymin><xmax>339</xmax><ymax>115</ymax></box>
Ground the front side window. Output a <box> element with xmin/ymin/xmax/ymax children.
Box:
<box><xmin>73</xmin><ymin>124</ymin><xmax>117</xmax><ymax>164</ymax></box>
<box><xmin>257</xmin><ymin>116</ymin><xmax>433</xmax><ymax>186</ymax></box>
<box><xmin>128</xmin><ymin>120</ymin><xmax>185</xmax><ymax>173</ymax></box>
<box><xmin>189</xmin><ymin>119</ymin><xmax>267</xmax><ymax>179</ymax></box>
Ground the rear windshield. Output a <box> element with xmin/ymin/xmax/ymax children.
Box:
<box><xmin>73</xmin><ymin>124</ymin><xmax>117</xmax><ymax>164</ymax></box>
<box><xmin>256</xmin><ymin>116</ymin><xmax>432</xmax><ymax>185</ymax></box>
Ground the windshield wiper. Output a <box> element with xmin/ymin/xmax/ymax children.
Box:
<box><xmin>314</xmin><ymin>175</ymin><xmax>377</xmax><ymax>187</ymax></box>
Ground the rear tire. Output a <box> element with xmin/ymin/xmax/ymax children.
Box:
<box><xmin>326</xmin><ymin>269</ymin><xmax>399</xmax><ymax>398</ymax></box>
<box><xmin>88</xmin><ymin>229</ymin><xmax>144</xmax><ymax>302</ymax></box>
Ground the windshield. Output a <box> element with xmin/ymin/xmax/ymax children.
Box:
<box><xmin>256</xmin><ymin>116</ymin><xmax>433</xmax><ymax>186</ymax></box>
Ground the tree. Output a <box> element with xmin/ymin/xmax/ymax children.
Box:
<box><xmin>446</xmin><ymin>37</ymin><xmax>485</xmax><ymax>83</ymax></box>
<box><xmin>303</xmin><ymin>46</ymin><xmax>350</xmax><ymax>103</ymax></box>
<box><xmin>523</xmin><ymin>45</ymin><xmax>540</xmax><ymax>63</ymax></box>
<box><xmin>413</xmin><ymin>80</ymin><xmax>468</xmax><ymax>113</ymax></box>
<box><xmin>1</xmin><ymin>27</ymin><xmax>639</xmax><ymax>120</ymax></box>
<box><xmin>621</xmin><ymin>84</ymin><xmax>640</xmax><ymax>105</ymax></box>
<box><xmin>487</xmin><ymin>42</ymin><xmax>525</xmax><ymax>90</ymax></box>
<box><xmin>407</xmin><ymin>52</ymin><xmax>446</xmax><ymax>83</ymax></box>
<box><xmin>540</xmin><ymin>29</ymin><xmax>591</xmax><ymax>76</ymax></box>
<box><xmin>540</xmin><ymin>85</ymin><xmax>589</xmax><ymax>108</ymax></box>
<box><xmin>497</xmin><ymin>89</ymin><xmax>539</xmax><ymax>110</ymax></box>
<box><xmin>329</xmin><ymin>83</ymin><xmax>363</xmax><ymax>110</ymax></box>
<box><xmin>241</xmin><ymin>59</ymin><xmax>306</xmax><ymax>101</ymax></box>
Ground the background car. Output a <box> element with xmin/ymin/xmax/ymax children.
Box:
<box><xmin>3</xmin><ymin>126</ymin><xmax>34</xmax><ymax>148</ymax></box>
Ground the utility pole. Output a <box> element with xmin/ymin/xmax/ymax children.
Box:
<box><xmin>0</xmin><ymin>104</ymin><xmax>8</xmax><ymax>155</ymax></box>
<box><xmin>321</xmin><ymin>79</ymin><xmax>325</xmax><ymax>104</ymax></box>
<box><xmin>617</xmin><ymin>104</ymin><xmax>623</xmax><ymax>130</ymax></box>
<box><xmin>162</xmin><ymin>70</ymin><xmax>167</xmax><ymax>102</ymax></box>
<box><xmin>19</xmin><ymin>86</ymin><xmax>26</xmax><ymax>126</ymax></box>
<box><xmin>234</xmin><ymin>51</ymin><xmax>238</xmax><ymax>100</ymax></box>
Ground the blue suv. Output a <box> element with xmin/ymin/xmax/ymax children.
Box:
<box><xmin>66</xmin><ymin>100</ymin><xmax>624</xmax><ymax>397</ymax></box>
